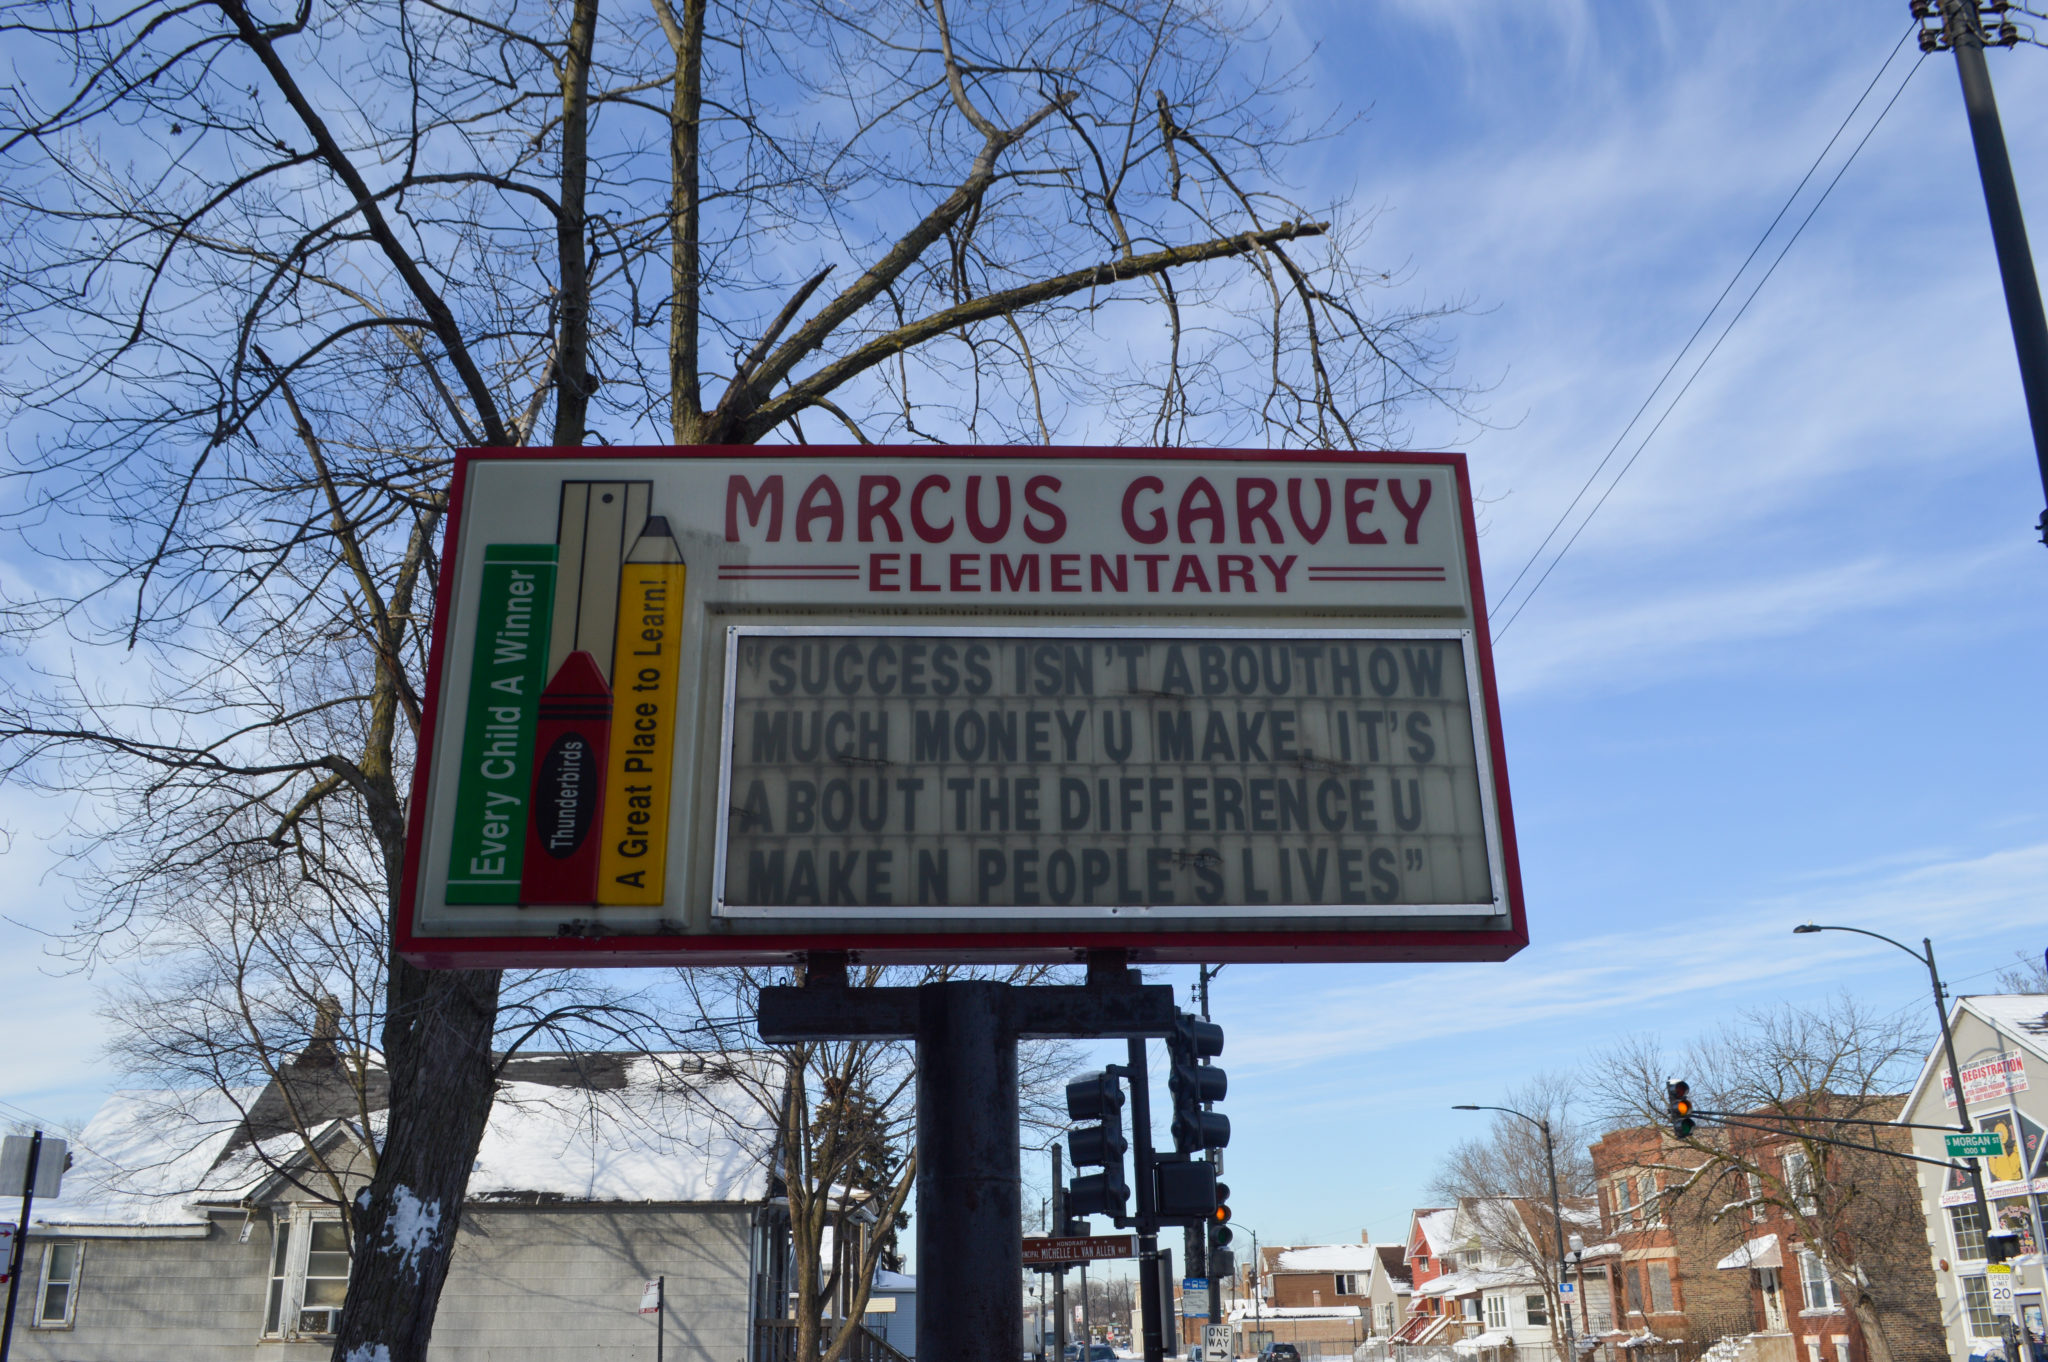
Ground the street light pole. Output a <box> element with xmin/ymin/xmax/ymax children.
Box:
<box><xmin>1452</xmin><ymin>1104</ymin><xmax>1576</xmax><ymax>1362</ymax></box>
<box><xmin>1924</xmin><ymin>0</ymin><xmax>2048</xmax><ymax>541</ymax></box>
<box><xmin>1792</xmin><ymin>923</ymin><xmax>2017</xmax><ymax>1359</ymax></box>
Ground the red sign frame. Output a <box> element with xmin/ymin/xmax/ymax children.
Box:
<box><xmin>396</xmin><ymin>445</ymin><xmax>1526</xmax><ymax>968</ymax></box>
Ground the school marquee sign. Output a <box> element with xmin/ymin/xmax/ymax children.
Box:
<box><xmin>398</xmin><ymin>447</ymin><xmax>1526</xmax><ymax>966</ymax></box>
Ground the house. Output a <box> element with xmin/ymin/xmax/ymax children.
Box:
<box><xmin>1589</xmin><ymin>1123</ymin><xmax>1766</xmax><ymax>1362</ymax></box>
<box><xmin>0</xmin><ymin>1047</ymin><xmax>878</xmax><ymax>1362</ymax></box>
<box><xmin>1391</xmin><ymin>1208</ymin><xmax>1460</xmax><ymax>1347</ymax></box>
<box><xmin>1896</xmin><ymin>993</ymin><xmax>2048</xmax><ymax>1362</ymax></box>
<box><xmin>1408</xmin><ymin>1199</ymin><xmax>1564</xmax><ymax>1362</ymax></box>
<box><xmin>1232</xmin><ymin>1236</ymin><xmax>1409</xmax><ymax>1356</ymax></box>
<box><xmin>1591</xmin><ymin>1101</ymin><xmax>1944</xmax><ymax>1362</ymax></box>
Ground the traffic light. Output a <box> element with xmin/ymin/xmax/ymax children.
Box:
<box><xmin>1066</xmin><ymin>1069</ymin><xmax>1130</xmax><ymax>1221</ymax></box>
<box><xmin>1167</xmin><ymin>1013</ymin><xmax>1229</xmax><ymax>1153</ymax></box>
<box><xmin>1211</xmin><ymin>1181</ymin><xmax>1234</xmax><ymax>1245</ymax></box>
<box><xmin>1666</xmin><ymin>1079</ymin><xmax>1695</xmax><ymax>1139</ymax></box>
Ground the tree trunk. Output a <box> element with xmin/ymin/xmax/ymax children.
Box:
<box><xmin>330</xmin><ymin>959</ymin><xmax>502</xmax><ymax>1362</ymax></box>
<box><xmin>551</xmin><ymin>0</ymin><xmax>602</xmax><ymax>446</ymax></box>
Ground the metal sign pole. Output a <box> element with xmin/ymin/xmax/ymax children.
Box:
<box><xmin>758</xmin><ymin>964</ymin><xmax>1177</xmax><ymax>1362</ymax></box>
<box><xmin>1</xmin><ymin>1131</ymin><xmax>44</xmax><ymax>1362</ymax></box>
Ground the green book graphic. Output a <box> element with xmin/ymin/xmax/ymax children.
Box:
<box><xmin>446</xmin><ymin>544</ymin><xmax>559</xmax><ymax>903</ymax></box>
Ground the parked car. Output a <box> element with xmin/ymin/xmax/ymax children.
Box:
<box><xmin>1259</xmin><ymin>1344</ymin><xmax>1301</xmax><ymax>1362</ymax></box>
<box><xmin>1064</xmin><ymin>1345</ymin><xmax>1118</xmax><ymax>1362</ymax></box>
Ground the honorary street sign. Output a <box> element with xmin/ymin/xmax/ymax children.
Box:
<box><xmin>1022</xmin><ymin>1234</ymin><xmax>1139</xmax><ymax>1265</ymax></box>
<box><xmin>399</xmin><ymin>447</ymin><xmax>1525</xmax><ymax>966</ymax></box>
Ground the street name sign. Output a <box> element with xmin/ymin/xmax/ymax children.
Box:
<box><xmin>1022</xmin><ymin>1234</ymin><xmax>1139</xmax><ymax>1266</ymax></box>
<box><xmin>400</xmin><ymin>447</ymin><xmax>1525</xmax><ymax>966</ymax></box>
<box><xmin>1945</xmin><ymin>1131</ymin><xmax>2006</xmax><ymax>1158</ymax></box>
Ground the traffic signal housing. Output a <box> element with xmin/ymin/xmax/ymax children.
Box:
<box><xmin>1065</xmin><ymin>1069</ymin><xmax>1130</xmax><ymax>1221</ymax></box>
<box><xmin>1666</xmin><ymin>1079</ymin><xmax>1695</xmax><ymax>1139</ymax></box>
<box><xmin>1211</xmin><ymin>1181</ymin><xmax>1233</xmax><ymax>1245</ymax></box>
<box><xmin>1167</xmin><ymin>1013</ymin><xmax>1229</xmax><ymax>1153</ymax></box>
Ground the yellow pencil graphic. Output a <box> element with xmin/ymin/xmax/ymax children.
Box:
<box><xmin>597</xmin><ymin>515</ymin><xmax>686</xmax><ymax>906</ymax></box>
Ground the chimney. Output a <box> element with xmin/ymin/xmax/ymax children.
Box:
<box><xmin>1362</xmin><ymin>1229</ymin><xmax>1372</xmax><ymax>1244</ymax></box>
<box><xmin>294</xmin><ymin>994</ymin><xmax>343</xmax><ymax>1069</ymax></box>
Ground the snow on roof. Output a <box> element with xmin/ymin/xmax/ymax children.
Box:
<box><xmin>873</xmin><ymin>1270</ymin><xmax>915</xmax><ymax>1292</ymax></box>
<box><xmin>1416</xmin><ymin>1209</ymin><xmax>1459</xmax><ymax>1254</ymax></box>
<box><xmin>1715</xmin><ymin>1234</ymin><xmax>1781</xmax><ymax>1271</ymax></box>
<box><xmin>1228</xmin><ymin>1304</ymin><xmax>1363</xmax><ymax>1321</ymax></box>
<box><xmin>467</xmin><ymin>1057</ymin><xmax>775</xmax><ymax>1203</ymax></box>
<box><xmin>1275</xmin><ymin>1244</ymin><xmax>1385</xmax><ymax>1273</ymax></box>
<box><xmin>8</xmin><ymin>1087</ymin><xmax>267</xmax><ymax>1230</ymax></box>
<box><xmin>1965</xmin><ymin>995</ymin><xmax>2048</xmax><ymax>1043</ymax></box>
<box><xmin>13</xmin><ymin>1053</ymin><xmax>780</xmax><ymax>1230</ymax></box>
<box><xmin>1417</xmin><ymin>1266</ymin><xmax>1538</xmax><ymax>1298</ymax></box>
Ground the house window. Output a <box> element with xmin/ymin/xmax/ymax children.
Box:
<box><xmin>33</xmin><ymin>1243</ymin><xmax>80</xmax><ymax>1328</ymax></box>
<box><xmin>1797</xmin><ymin>1250</ymin><xmax>1840</xmax><ymax>1313</ymax></box>
<box><xmin>1949</xmin><ymin>1204</ymin><xmax>1987</xmax><ymax>1261</ymax></box>
<box><xmin>1647</xmin><ymin>1262</ymin><xmax>1674</xmax><ymax>1314</ymax></box>
<box><xmin>1335</xmin><ymin>1274</ymin><xmax>1364</xmax><ymax>1296</ymax></box>
<box><xmin>1485</xmin><ymin>1295</ymin><xmax>1507</xmax><ymax>1330</ymax></box>
<box><xmin>263</xmin><ymin>1213</ymin><xmax>352</xmax><ymax>1338</ymax></box>
<box><xmin>1961</xmin><ymin>1276</ymin><xmax>1997</xmax><ymax>1336</ymax></box>
<box><xmin>1832</xmin><ymin>1336</ymin><xmax>1851</xmax><ymax>1362</ymax></box>
<box><xmin>1525</xmin><ymin>1294</ymin><xmax>1549</xmax><ymax>1327</ymax></box>
<box><xmin>1638</xmin><ymin>1175</ymin><xmax>1661</xmax><ymax>1227</ymax></box>
<box><xmin>1624</xmin><ymin>1267</ymin><xmax>1644</xmax><ymax>1317</ymax></box>
<box><xmin>1616</xmin><ymin>1178</ymin><xmax>1636</xmax><ymax>1229</ymax></box>
<box><xmin>1747</xmin><ymin>1172</ymin><xmax>1767</xmax><ymax>1224</ymax></box>
<box><xmin>1783</xmin><ymin>1151</ymin><xmax>1817</xmax><ymax>1215</ymax></box>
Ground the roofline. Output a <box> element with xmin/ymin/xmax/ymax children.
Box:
<box><xmin>1896</xmin><ymin>995</ymin><xmax>2048</xmax><ymax>1119</ymax></box>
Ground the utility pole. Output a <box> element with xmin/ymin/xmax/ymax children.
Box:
<box><xmin>1197</xmin><ymin>966</ymin><xmax>1224</xmax><ymax>1333</ymax></box>
<box><xmin>1919</xmin><ymin>0</ymin><xmax>2048</xmax><ymax>541</ymax></box>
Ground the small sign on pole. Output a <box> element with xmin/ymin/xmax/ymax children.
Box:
<box><xmin>1558</xmin><ymin>1283</ymin><xmax>1576</xmax><ymax>1297</ymax></box>
<box><xmin>1944</xmin><ymin>1131</ymin><xmax>2006</xmax><ymax>1159</ymax></box>
<box><xmin>1986</xmin><ymin>1264</ymin><xmax>2015</xmax><ymax>1318</ymax></box>
<box><xmin>1206</xmin><ymin>1324</ymin><xmax>1235</xmax><ymax>1359</ymax></box>
<box><xmin>639</xmin><ymin>1280</ymin><xmax>663</xmax><ymax>1314</ymax></box>
<box><xmin>0</xmin><ymin>1136</ymin><xmax>65</xmax><ymax>1199</ymax></box>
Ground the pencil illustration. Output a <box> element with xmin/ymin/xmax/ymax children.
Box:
<box><xmin>547</xmin><ymin>481</ymin><xmax>650</xmax><ymax>686</ymax></box>
<box><xmin>598</xmin><ymin>517</ymin><xmax>687</xmax><ymax>906</ymax></box>
<box><xmin>519</xmin><ymin>649</ymin><xmax>612</xmax><ymax>904</ymax></box>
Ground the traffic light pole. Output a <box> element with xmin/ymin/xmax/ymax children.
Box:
<box><xmin>758</xmin><ymin>959</ymin><xmax>1178</xmax><ymax>1362</ymax></box>
<box><xmin>1932</xmin><ymin>0</ymin><xmax>2048</xmax><ymax>541</ymax></box>
<box><xmin>1197</xmin><ymin>967</ymin><xmax>1224</xmax><ymax>1331</ymax></box>
<box><xmin>1128</xmin><ymin>1034</ymin><xmax>1168</xmax><ymax>1362</ymax></box>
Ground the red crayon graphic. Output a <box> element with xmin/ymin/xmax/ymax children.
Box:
<box><xmin>519</xmin><ymin>649</ymin><xmax>612</xmax><ymax>904</ymax></box>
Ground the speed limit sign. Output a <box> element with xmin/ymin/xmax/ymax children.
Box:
<box><xmin>1986</xmin><ymin>1264</ymin><xmax>2015</xmax><ymax>1318</ymax></box>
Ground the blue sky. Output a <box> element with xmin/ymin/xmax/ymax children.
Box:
<box><xmin>6</xmin><ymin>0</ymin><xmax>2048</xmax><ymax>1266</ymax></box>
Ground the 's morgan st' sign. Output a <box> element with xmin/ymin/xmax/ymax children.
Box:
<box><xmin>399</xmin><ymin>447</ymin><xmax>1525</xmax><ymax>967</ymax></box>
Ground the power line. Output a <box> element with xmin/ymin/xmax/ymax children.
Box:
<box><xmin>1489</xmin><ymin>25</ymin><xmax>1923</xmax><ymax>639</ymax></box>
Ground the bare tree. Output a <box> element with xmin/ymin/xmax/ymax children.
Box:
<box><xmin>1430</xmin><ymin>1074</ymin><xmax>1597</xmax><ymax>1359</ymax></box>
<box><xmin>0</xmin><ymin>0</ymin><xmax>1469</xmax><ymax>1357</ymax></box>
<box><xmin>1994</xmin><ymin>948</ymin><xmax>2047</xmax><ymax>995</ymax></box>
<box><xmin>1591</xmin><ymin>999</ymin><xmax>1941</xmax><ymax>1362</ymax></box>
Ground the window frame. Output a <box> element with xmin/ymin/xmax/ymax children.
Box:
<box><xmin>1783</xmin><ymin>1150</ymin><xmax>1818</xmax><ymax>1215</ymax></box>
<box><xmin>1524</xmin><ymin>1293</ymin><xmax>1549</xmax><ymax>1327</ymax></box>
<box><xmin>31</xmin><ymin>1241</ymin><xmax>81</xmax><ymax>1329</ymax></box>
<box><xmin>1961</xmin><ymin>1275</ymin><xmax>1997</xmax><ymax>1336</ymax></box>
<box><xmin>1334</xmin><ymin>1273</ymin><xmax>1363</xmax><ymax>1297</ymax></box>
<box><xmin>1638</xmin><ymin>1174</ymin><xmax>1662</xmax><ymax>1228</ymax></box>
<box><xmin>1797</xmin><ymin>1249</ymin><xmax>1841</xmax><ymax>1314</ymax></box>
<box><xmin>1948</xmin><ymin>1204</ymin><xmax>1988</xmax><ymax>1263</ymax></box>
<box><xmin>261</xmin><ymin>1206</ymin><xmax>353</xmax><ymax>1341</ymax></box>
<box><xmin>1647</xmin><ymin>1261</ymin><xmax>1674</xmax><ymax>1314</ymax></box>
<box><xmin>1484</xmin><ymin>1294</ymin><xmax>1508</xmax><ymax>1330</ymax></box>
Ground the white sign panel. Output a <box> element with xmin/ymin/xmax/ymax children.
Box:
<box><xmin>1943</xmin><ymin>1051</ymin><xmax>2028</xmax><ymax>1110</ymax></box>
<box><xmin>400</xmin><ymin>448</ymin><xmax>1524</xmax><ymax>966</ymax></box>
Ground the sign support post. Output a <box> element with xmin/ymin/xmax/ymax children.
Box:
<box><xmin>758</xmin><ymin>959</ymin><xmax>1179</xmax><ymax>1362</ymax></box>
<box><xmin>0</xmin><ymin>1132</ymin><xmax>43</xmax><ymax>1362</ymax></box>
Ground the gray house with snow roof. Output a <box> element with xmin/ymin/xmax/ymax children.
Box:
<box><xmin>3</xmin><ymin>1049</ymin><xmax>827</xmax><ymax>1362</ymax></box>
